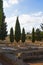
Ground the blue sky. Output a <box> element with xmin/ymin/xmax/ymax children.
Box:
<box><xmin>3</xmin><ymin>0</ymin><xmax>43</xmax><ymax>34</ymax></box>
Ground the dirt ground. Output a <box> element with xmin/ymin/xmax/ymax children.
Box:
<box><xmin>0</xmin><ymin>39</ymin><xmax>43</xmax><ymax>47</ymax></box>
<box><xmin>29</xmin><ymin>63</ymin><xmax>43</xmax><ymax>65</ymax></box>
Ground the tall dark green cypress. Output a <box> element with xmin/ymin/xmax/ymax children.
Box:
<box><xmin>10</xmin><ymin>27</ymin><xmax>14</xmax><ymax>43</ymax></box>
<box><xmin>15</xmin><ymin>17</ymin><xmax>21</xmax><ymax>42</ymax></box>
<box><xmin>36</xmin><ymin>28</ymin><xmax>41</xmax><ymax>41</ymax></box>
<box><xmin>0</xmin><ymin>0</ymin><xmax>7</xmax><ymax>40</ymax></box>
<box><xmin>41</xmin><ymin>23</ymin><xmax>43</xmax><ymax>30</ymax></box>
<box><xmin>40</xmin><ymin>23</ymin><xmax>43</xmax><ymax>40</ymax></box>
<box><xmin>21</xmin><ymin>28</ymin><xmax>26</xmax><ymax>43</ymax></box>
<box><xmin>32</xmin><ymin>28</ymin><xmax>35</xmax><ymax>43</ymax></box>
<box><xmin>0</xmin><ymin>0</ymin><xmax>3</xmax><ymax>26</ymax></box>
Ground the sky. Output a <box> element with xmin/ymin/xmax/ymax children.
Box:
<box><xmin>3</xmin><ymin>0</ymin><xmax>43</xmax><ymax>34</ymax></box>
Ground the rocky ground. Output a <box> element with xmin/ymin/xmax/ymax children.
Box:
<box><xmin>0</xmin><ymin>54</ymin><xmax>14</xmax><ymax>65</ymax></box>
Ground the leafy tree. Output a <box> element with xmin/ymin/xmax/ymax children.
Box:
<box><xmin>36</xmin><ymin>28</ymin><xmax>41</xmax><ymax>41</ymax></box>
<box><xmin>0</xmin><ymin>0</ymin><xmax>7</xmax><ymax>40</ymax></box>
<box><xmin>32</xmin><ymin>28</ymin><xmax>35</xmax><ymax>42</ymax></box>
<box><xmin>40</xmin><ymin>31</ymin><xmax>43</xmax><ymax>40</ymax></box>
<box><xmin>21</xmin><ymin>28</ymin><xmax>26</xmax><ymax>43</ymax></box>
<box><xmin>15</xmin><ymin>17</ymin><xmax>21</xmax><ymax>42</ymax></box>
<box><xmin>9</xmin><ymin>27</ymin><xmax>14</xmax><ymax>42</ymax></box>
<box><xmin>40</xmin><ymin>23</ymin><xmax>43</xmax><ymax>40</ymax></box>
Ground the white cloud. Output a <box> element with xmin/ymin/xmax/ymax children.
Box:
<box><xmin>9</xmin><ymin>0</ymin><xmax>19</xmax><ymax>4</ymax></box>
<box><xmin>19</xmin><ymin>13</ymin><xmax>43</xmax><ymax>25</ymax></box>
<box><xmin>11</xmin><ymin>9</ymin><xmax>19</xmax><ymax>16</ymax></box>
<box><xmin>5</xmin><ymin>12</ymin><xmax>43</xmax><ymax>34</ymax></box>
<box><xmin>32</xmin><ymin>12</ymin><xmax>43</xmax><ymax>17</ymax></box>
<box><xmin>3</xmin><ymin>0</ymin><xmax>21</xmax><ymax>8</ymax></box>
<box><xmin>5</xmin><ymin>16</ymin><xmax>17</xmax><ymax>34</ymax></box>
<box><xmin>3</xmin><ymin>0</ymin><xmax>9</xmax><ymax>8</ymax></box>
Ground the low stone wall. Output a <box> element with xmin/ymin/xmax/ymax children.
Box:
<box><xmin>0</xmin><ymin>53</ymin><xmax>15</xmax><ymax>65</ymax></box>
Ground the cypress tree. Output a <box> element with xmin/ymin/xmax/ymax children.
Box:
<box><xmin>0</xmin><ymin>13</ymin><xmax>7</xmax><ymax>40</ymax></box>
<box><xmin>0</xmin><ymin>0</ymin><xmax>7</xmax><ymax>40</ymax></box>
<box><xmin>10</xmin><ymin>27</ymin><xmax>14</xmax><ymax>43</ymax></box>
<box><xmin>21</xmin><ymin>28</ymin><xmax>26</xmax><ymax>43</ymax></box>
<box><xmin>32</xmin><ymin>28</ymin><xmax>35</xmax><ymax>43</ymax></box>
<box><xmin>41</xmin><ymin>23</ymin><xmax>43</xmax><ymax>30</ymax></box>
<box><xmin>15</xmin><ymin>17</ymin><xmax>21</xmax><ymax>42</ymax></box>
<box><xmin>0</xmin><ymin>0</ymin><xmax>3</xmax><ymax>26</ymax></box>
<box><xmin>36</xmin><ymin>28</ymin><xmax>41</xmax><ymax>41</ymax></box>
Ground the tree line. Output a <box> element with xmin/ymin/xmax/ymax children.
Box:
<box><xmin>9</xmin><ymin>17</ymin><xmax>26</xmax><ymax>43</ymax></box>
<box><xmin>0</xmin><ymin>0</ymin><xmax>26</xmax><ymax>43</ymax></box>
<box><xmin>32</xmin><ymin>24</ymin><xmax>43</xmax><ymax>43</ymax></box>
<box><xmin>0</xmin><ymin>0</ymin><xmax>43</xmax><ymax>43</ymax></box>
